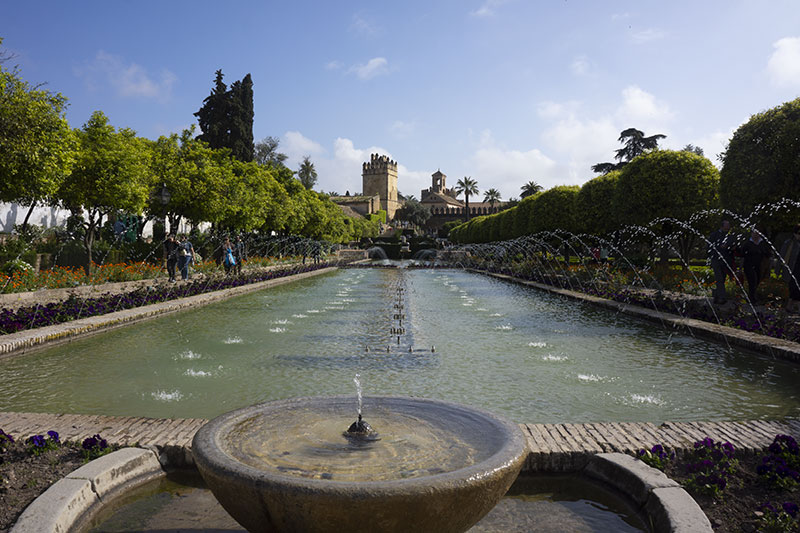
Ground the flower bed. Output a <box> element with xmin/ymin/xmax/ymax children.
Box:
<box><xmin>0</xmin><ymin>256</ymin><xmax>305</xmax><ymax>294</ymax></box>
<box><xmin>0</xmin><ymin>428</ymin><xmax>117</xmax><ymax>530</ymax></box>
<box><xmin>637</xmin><ymin>435</ymin><xmax>800</xmax><ymax>532</ymax></box>
<box><xmin>0</xmin><ymin>261</ymin><xmax>334</xmax><ymax>335</ymax></box>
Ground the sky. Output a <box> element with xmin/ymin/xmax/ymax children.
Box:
<box><xmin>4</xmin><ymin>1</ymin><xmax>800</xmax><ymax>203</ymax></box>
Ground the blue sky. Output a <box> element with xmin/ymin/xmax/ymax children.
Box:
<box><xmin>4</xmin><ymin>1</ymin><xmax>800</xmax><ymax>202</ymax></box>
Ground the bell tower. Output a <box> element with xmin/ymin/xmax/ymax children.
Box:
<box><xmin>362</xmin><ymin>153</ymin><xmax>400</xmax><ymax>220</ymax></box>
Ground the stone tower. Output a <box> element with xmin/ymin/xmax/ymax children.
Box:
<box><xmin>362</xmin><ymin>153</ymin><xmax>400</xmax><ymax>220</ymax></box>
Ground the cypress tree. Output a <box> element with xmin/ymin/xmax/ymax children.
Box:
<box><xmin>229</xmin><ymin>73</ymin><xmax>254</xmax><ymax>162</ymax></box>
<box><xmin>194</xmin><ymin>70</ymin><xmax>231</xmax><ymax>151</ymax></box>
<box><xmin>194</xmin><ymin>70</ymin><xmax>254</xmax><ymax>162</ymax></box>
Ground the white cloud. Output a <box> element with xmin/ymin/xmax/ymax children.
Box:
<box><xmin>348</xmin><ymin>57</ymin><xmax>389</xmax><ymax>80</ymax></box>
<box><xmin>534</xmin><ymin>85</ymin><xmax>675</xmax><ymax>184</ymax></box>
<box><xmin>767</xmin><ymin>36</ymin><xmax>800</xmax><ymax>88</ymax></box>
<box><xmin>279</xmin><ymin>135</ymin><xmax>429</xmax><ymax>196</ymax></box>
<box><xmin>631</xmin><ymin>28</ymin><xmax>667</xmax><ymax>44</ymax></box>
<box><xmin>689</xmin><ymin>128</ymin><xmax>737</xmax><ymax>167</ymax></box>
<box><xmin>470</xmin><ymin>0</ymin><xmax>509</xmax><ymax>17</ymax></box>
<box><xmin>325</xmin><ymin>60</ymin><xmax>343</xmax><ymax>71</ymax></box>
<box><xmin>616</xmin><ymin>85</ymin><xmax>674</xmax><ymax>126</ymax></box>
<box><xmin>389</xmin><ymin>120</ymin><xmax>416</xmax><ymax>139</ymax></box>
<box><xmin>570</xmin><ymin>56</ymin><xmax>590</xmax><ymax>76</ymax></box>
<box><xmin>282</xmin><ymin>131</ymin><xmax>324</xmax><ymax>160</ymax></box>
<box><xmin>468</xmin><ymin>130</ymin><xmax>559</xmax><ymax>198</ymax></box>
<box><xmin>351</xmin><ymin>13</ymin><xmax>379</xmax><ymax>37</ymax></box>
<box><xmin>75</xmin><ymin>51</ymin><xmax>175</xmax><ymax>102</ymax></box>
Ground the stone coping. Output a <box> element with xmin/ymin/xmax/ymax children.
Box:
<box><xmin>481</xmin><ymin>271</ymin><xmax>800</xmax><ymax>363</ymax></box>
<box><xmin>9</xmin><ymin>448</ymin><xmax>708</xmax><ymax>533</ymax></box>
<box><xmin>0</xmin><ymin>266</ymin><xmax>337</xmax><ymax>359</ymax></box>
<box><xmin>5</xmin><ymin>413</ymin><xmax>796</xmax><ymax>532</ymax></box>
<box><xmin>10</xmin><ymin>447</ymin><xmax>164</xmax><ymax>533</ymax></box>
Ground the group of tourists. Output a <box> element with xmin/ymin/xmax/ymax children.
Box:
<box><xmin>163</xmin><ymin>234</ymin><xmax>247</xmax><ymax>281</ymax></box>
<box><xmin>221</xmin><ymin>236</ymin><xmax>246</xmax><ymax>275</ymax></box>
<box><xmin>708</xmin><ymin>221</ymin><xmax>800</xmax><ymax>307</ymax></box>
<box><xmin>163</xmin><ymin>234</ymin><xmax>197</xmax><ymax>282</ymax></box>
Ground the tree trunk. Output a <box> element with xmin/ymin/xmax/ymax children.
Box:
<box><xmin>22</xmin><ymin>201</ymin><xmax>37</xmax><ymax>230</ymax></box>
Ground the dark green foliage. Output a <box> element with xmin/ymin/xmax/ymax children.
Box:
<box><xmin>719</xmin><ymin>97</ymin><xmax>800</xmax><ymax>220</ymax></box>
<box><xmin>592</xmin><ymin>128</ymin><xmax>666</xmax><ymax>174</ymax></box>
<box><xmin>395</xmin><ymin>198</ymin><xmax>431</xmax><ymax>227</ymax></box>
<box><xmin>439</xmin><ymin>220</ymin><xmax>462</xmax><ymax>238</ymax></box>
<box><xmin>255</xmin><ymin>136</ymin><xmax>288</xmax><ymax>168</ymax></box>
<box><xmin>194</xmin><ymin>70</ymin><xmax>255</xmax><ymax>162</ymax></box>
<box><xmin>194</xmin><ymin>70</ymin><xmax>230</xmax><ymax>151</ymax></box>
<box><xmin>228</xmin><ymin>74</ymin><xmax>254</xmax><ymax>162</ymax></box>
<box><xmin>297</xmin><ymin>156</ymin><xmax>318</xmax><ymax>190</ymax></box>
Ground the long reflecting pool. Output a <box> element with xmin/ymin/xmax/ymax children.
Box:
<box><xmin>0</xmin><ymin>268</ymin><xmax>798</xmax><ymax>422</ymax></box>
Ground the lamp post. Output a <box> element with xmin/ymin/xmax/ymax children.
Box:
<box><xmin>158</xmin><ymin>184</ymin><xmax>171</xmax><ymax>267</ymax></box>
<box><xmin>159</xmin><ymin>182</ymin><xmax>171</xmax><ymax>233</ymax></box>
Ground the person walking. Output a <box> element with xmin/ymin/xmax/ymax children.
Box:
<box><xmin>222</xmin><ymin>237</ymin><xmax>236</xmax><ymax>275</ymax></box>
<box><xmin>708</xmin><ymin>220</ymin><xmax>734</xmax><ymax>304</ymax></box>
<box><xmin>178</xmin><ymin>234</ymin><xmax>196</xmax><ymax>281</ymax></box>
<box><xmin>741</xmin><ymin>228</ymin><xmax>771</xmax><ymax>304</ymax></box>
<box><xmin>233</xmin><ymin>235</ymin><xmax>246</xmax><ymax>275</ymax></box>
<box><xmin>164</xmin><ymin>234</ymin><xmax>179</xmax><ymax>282</ymax></box>
<box><xmin>779</xmin><ymin>224</ymin><xmax>800</xmax><ymax>309</ymax></box>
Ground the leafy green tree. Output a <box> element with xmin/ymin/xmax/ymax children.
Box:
<box><xmin>614</xmin><ymin>150</ymin><xmax>719</xmax><ymax>261</ymax></box>
<box><xmin>719</xmin><ymin>97</ymin><xmax>800</xmax><ymax>222</ymax></box>
<box><xmin>455</xmin><ymin>176</ymin><xmax>479</xmax><ymax>220</ymax></box>
<box><xmin>576</xmin><ymin>171</ymin><xmax>620</xmax><ymax>236</ymax></box>
<box><xmin>520</xmin><ymin>180</ymin><xmax>542</xmax><ymax>198</ymax></box>
<box><xmin>61</xmin><ymin>111</ymin><xmax>153</xmax><ymax>270</ymax></box>
<box><xmin>592</xmin><ymin>128</ymin><xmax>666</xmax><ymax>174</ymax></box>
<box><xmin>297</xmin><ymin>156</ymin><xmax>318</xmax><ymax>190</ymax></box>
<box><xmin>681</xmin><ymin>144</ymin><xmax>704</xmax><ymax>156</ymax></box>
<box><xmin>483</xmin><ymin>188</ymin><xmax>502</xmax><ymax>209</ymax></box>
<box><xmin>254</xmin><ymin>136</ymin><xmax>288</xmax><ymax>168</ymax></box>
<box><xmin>221</xmin><ymin>159</ymin><xmax>288</xmax><ymax>232</ymax></box>
<box><xmin>395</xmin><ymin>197</ymin><xmax>431</xmax><ymax>227</ymax></box>
<box><xmin>0</xmin><ymin>66</ymin><xmax>76</xmax><ymax>228</ymax></box>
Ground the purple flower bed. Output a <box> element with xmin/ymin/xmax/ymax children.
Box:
<box><xmin>0</xmin><ymin>262</ymin><xmax>334</xmax><ymax>335</ymax></box>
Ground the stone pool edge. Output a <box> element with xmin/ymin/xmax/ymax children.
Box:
<box><xmin>9</xmin><ymin>447</ymin><xmax>709</xmax><ymax>533</ymax></box>
<box><xmin>480</xmin><ymin>270</ymin><xmax>800</xmax><ymax>363</ymax></box>
<box><xmin>0</xmin><ymin>266</ymin><xmax>337</xmax><ymax>359</ymax></box>
<box><xmin>6</xmin><ymin>414</ymin><xmax>797</xmax><ymax>532</ymax></box>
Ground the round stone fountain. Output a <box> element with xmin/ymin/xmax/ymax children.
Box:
<box><xmin>192</xmin><ymin>395</ymin><xmax>527</xmax><ymax>533</ymax></box>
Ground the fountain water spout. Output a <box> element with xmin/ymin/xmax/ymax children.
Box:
<box><xmin>345</xmin><ymin>374</ymin><xmax>379</xmax><ymax>440</ymax></box>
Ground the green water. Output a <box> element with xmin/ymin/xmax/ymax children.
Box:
<box><xmin>0</xmin><ymin>268</ymin><xmax>797</xmax><ymax>422</ymax></box>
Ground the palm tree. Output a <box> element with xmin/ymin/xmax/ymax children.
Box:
<box><xmin>520</xmin><ymin>180</ymin><xmax>542</xmax><ymax>198</ymax></box>
<box><xmin>297</xmin><ymin>156</ymin><xmax>318</xmax><ymax>190</ymax></box>
<box><xmin>455</xmin><ymin>176</ymin><xmax>479</xmax><ymax>220</ymax></box>
<box><xmin>483</xmin><ymin>188</ymin><xmax>502</xmax><ymax>210</ymax></box>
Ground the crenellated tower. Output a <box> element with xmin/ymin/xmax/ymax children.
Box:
<box><xmin>362</xmin><ymin>153</ymin><xmax>400</xmax><ymax>220</ymax></box>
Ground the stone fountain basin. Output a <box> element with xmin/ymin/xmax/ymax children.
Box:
<box><xmin>192</xmin><ymin>396</ymin><xmax>528</xmax><ymax>533</ymax></box>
